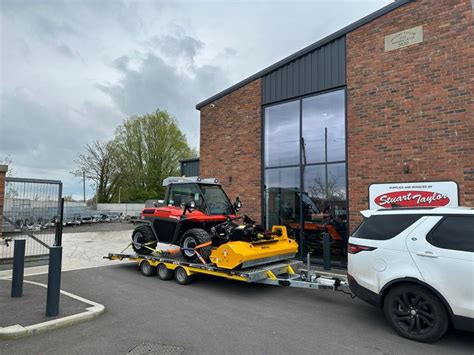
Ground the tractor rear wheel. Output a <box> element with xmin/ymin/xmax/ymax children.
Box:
<box><xmin>180</xmin><ymin>228</ymin><xmax>211</xmax><ymax>262</ymax></box>
<box><xmin>131</xmin><ymin>225</ymin><xmax>157</xmax><ymax>255</ymax></box>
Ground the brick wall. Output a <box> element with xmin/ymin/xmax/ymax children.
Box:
<box><xmin>0</xmin><ymin>165</ymin><xmax>7</xmax><ymax>237</ymax></box>
<box><xmin>346</xmin><ymin>0</ymin><xmax>474</xmax><ymax>230</ymax></box>
<box><xmin>199</xmin><ymin>79</ymin><xmax>262</xmax><ymax>222</ymax></box>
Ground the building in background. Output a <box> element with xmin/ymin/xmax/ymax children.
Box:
<box><xmin>196</xmin><ymin>0</ymin><xmax>474</xmax><ymax>266</ymax></box>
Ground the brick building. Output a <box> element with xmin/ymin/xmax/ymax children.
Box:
<box><xmin>196</xmin><ymin>0</ymin><xmax>474</xmax><ymax>265</ymax></box>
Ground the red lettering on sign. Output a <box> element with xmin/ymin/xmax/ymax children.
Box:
<box><xmin>374</xmin><ymin>191</ymin><xmax>450</xmax><ymax>208</ymax></box>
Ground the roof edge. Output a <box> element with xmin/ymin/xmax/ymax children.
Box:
<box><xmin>179</xmin><ymin>157</ymin><xmax>200</xmax><ymax>163</ymax></box>
<box><xmin>196</xmin><ymin>0</ymin><xmax>412</xmax><ymax>110</ymax></box>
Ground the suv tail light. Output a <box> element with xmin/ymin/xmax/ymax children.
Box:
<box><xmin>348</xmin><ymin>243</ymin><xmax>377</xmax><ymax>254</ymax></box>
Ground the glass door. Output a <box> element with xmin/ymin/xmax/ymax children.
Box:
<box><xmin>301</xmin><ymin>90</ymin><xmax>347</xmax><ymax>266</ymax></box>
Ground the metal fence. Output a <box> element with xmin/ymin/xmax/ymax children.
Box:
<box><xmin>1</xmin><ymin>177</ymin><xmax>62</xmax><ymax>264</ymax></box>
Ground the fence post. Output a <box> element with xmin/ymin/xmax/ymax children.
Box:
<box><xmin>46</xmin><ymin>246</ymin><xmax>62</xmax><ymax>317</ymax></box>
<box><xmin>11</xmin><ymin>239</ymin><xmax>26</xmax><ymax>298</ymax></box>
<box><xmin>55</xmin><ymin>198</ymin><xmax>64</xmax><ymax>246</ymax></box>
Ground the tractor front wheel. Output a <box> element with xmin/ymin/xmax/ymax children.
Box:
<box><xmin>131</xmin><ymin>225</ymin><xmax>157</xmax><ymax>255</ymax></box>
<box><xmin>180</xmin><ymin>228</ymin><xmax>211</xmax><ymax>262</ymax></box>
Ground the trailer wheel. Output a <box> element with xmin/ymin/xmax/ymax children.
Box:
<box><xmin>157</xmin><ymin>263</ymin><xmax>173</xmax><ymax>280</ymax></box>
<box><xmin>180</xmin><ymin>228</ymin><xmax>211</xmax><ymax>262</ymax></box>
<box><xmin>140</xmin><ymin>260</ymin><xmax>157</xmax><ymax>277</ymax></box>
<box><xmin>174</xmin><ymin>266</ymin><xmax>194</xmax><ymax>285</ymax></box>
<box><xmin>131</xmin><ymin>225</ymin><xmax>157</xmax><ymax>255</ymax></box>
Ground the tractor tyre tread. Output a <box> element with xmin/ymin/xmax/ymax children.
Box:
<box><xmin>131</xmin><ymin>224</ymin><xmax>157</xmax><ymax>255</ymax></box>
<box><xmin>180</xmin><ymin>228</ymin><xmax>212</xmax><ymax>262</ymax></box>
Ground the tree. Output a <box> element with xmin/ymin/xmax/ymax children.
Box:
<box><xmin>71</xmin><ymin>140</ymin><xmax>121</xmax><ymax>203</ymax></box>
<box><xmin>308</xmin><ymin>172</ymin><xmax>346</xmax><ymax>201</ymax></box>
<box><xmin>113</xmin><ymin>109</ymin><xmax>193</xmax><ymax>201</ymax></box>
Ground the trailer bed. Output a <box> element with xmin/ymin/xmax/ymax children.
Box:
<box><xmin>106</xmin><ymin>251</ymin><xmax>349</xmax><ymax>292</ymax></box>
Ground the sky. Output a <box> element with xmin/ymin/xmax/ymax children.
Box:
<box><xmin>0</xmin><ymin>0</ymin><xmax>392</xmax><ymax>200</ymax></box>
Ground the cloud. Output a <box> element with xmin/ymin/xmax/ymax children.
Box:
<box><xmin>0</xmin><ymin>0</ymin><xmax>393</xmax><ymax>198</ymax></box>
<box><xmin>34</xmin><ymin>14</ymin><xmax>79</xmax><ymax>38</ymax></box>
<box><xmin>148</xmin><ymin>34</ymin><xmax>204</xmax><ymax>66</ymax></box>
<box><xmin>99</xmin><ymin>33</ymin><xmax>231</xmax><ymax>147</ymax></box>
<box><xmin>56</xmin><ymin>43</ymin><xmax>77</xmax><ymax>59</ymax></box>
<box><xmin>0</xmin><ymin>89</ymin><xmax>85</xmax><ymax>169</ymax></box>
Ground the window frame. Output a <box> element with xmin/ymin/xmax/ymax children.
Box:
<box><xmin>262</xmin><ymin>87</ymin><xmax>348</xmax><ymax>226</ymax></box>
<box><xmin>262</xmin><ymin>87</ymin><xmax>349</xmax><ymax>262</ymax></box>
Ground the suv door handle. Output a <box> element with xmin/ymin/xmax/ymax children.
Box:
<box><xmin>416</xmin><ymin>251</ymin><xmax>438</xmax><ymax>258</ymax></box>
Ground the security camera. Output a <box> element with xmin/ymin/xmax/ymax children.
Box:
<box><xmin>210</xmin><ymin>103</ymin><xmax>216</xmax><ymax>108</ymax></box>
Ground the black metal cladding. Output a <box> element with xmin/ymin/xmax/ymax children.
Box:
<box><xmin>262</xmin><ymin>37</ymin><xmax>346</xmax><ymax>105</ymax></box>
<box><xmin>180</xmin><ymin>158</ymin><xmax>200</xmax><ymax>177</ymax></box>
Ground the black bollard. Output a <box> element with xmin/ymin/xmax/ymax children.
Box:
<box><xmin>46</xmin><ymin>246</ymin><xmax>62</xmax><ymax>317</ymax></box>
<box><xmin>323</xmin><ymin>232</ymin><xmax>331</xmax><ymax>271</ymax></box>
<box><xmin>11</xmin><ymin>239</ymin><xmax>26</xmax><ymax>298</ymax></box>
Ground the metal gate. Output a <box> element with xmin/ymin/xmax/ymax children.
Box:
<box><xmin>1</xmin><ymin>177</ymin><xmax>62</xmax><ymax>264</ymax></box>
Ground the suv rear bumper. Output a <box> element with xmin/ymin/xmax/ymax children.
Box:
<box><xmin>348</xmin><ymin>274</ymin><xmax>381</xmax><ymax>307</ymax></box>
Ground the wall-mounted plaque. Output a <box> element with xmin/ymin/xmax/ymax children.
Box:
<box><xmin>384</xmin><ymin>25</ymin><xmax>423</xmax><ymax>52</ymax></box>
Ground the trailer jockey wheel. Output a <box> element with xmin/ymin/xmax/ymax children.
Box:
<box><xmin>157</xmin><ymin>263</ymin><xmax>173</xmax><ymax>280</ymax></box>
<box><xmin>140</xmin><ymin>260</ymin><xmax>157</xmax><ymax>277</ymax></box>
<box><xmin>174</xmin><ymin>266</ymin><xmax>194</xmax><ymax>285</ymax></box>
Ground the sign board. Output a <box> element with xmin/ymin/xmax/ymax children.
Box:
<box><xmin>385</xmin><ymin>25</ymin><xmax>423</xmax><ymax>52</ymax></box>
<box><xmin>369</xmin><ymin>181</ymin><xmax>459</xmax><ymax>209</ymax></box>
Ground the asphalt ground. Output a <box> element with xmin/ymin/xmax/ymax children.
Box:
<box><xmin>0</xmin><ymin>280</ymin><xmax>88</xmax><ymax>327</ymax></box>
<box><xmin>1</xmin><ymin>263</ymin><xmax>472</xmax><ymax>355</ymax></box>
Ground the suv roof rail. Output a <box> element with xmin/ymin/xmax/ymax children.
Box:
<box><xmin>162</xmin><ymin>176</ymin><xmax>220</xmax><ymax>186</ymax></box>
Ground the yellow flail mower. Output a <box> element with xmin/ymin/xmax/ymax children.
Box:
<box><xmin>208</xmin><ymin>224</ymin><xmax>297</xmax><ymax>269</ymax></box>
<box><xmin>120</xmin><ymin>215</ymin><xmax>298</xmax><ymax>270</ymax></box>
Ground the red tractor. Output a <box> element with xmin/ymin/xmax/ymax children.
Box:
<box><xmin>131</xmin><ymin>177</ymin><xmax>242</xmax><ymax>261</ymax></box>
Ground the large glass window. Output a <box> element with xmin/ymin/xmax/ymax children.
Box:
<box><xmin>263</xmin><ymin>89</ymin><xmax>347</xmax><ymax>266</ymax></box>
<box><xmin>264</xmin><ymin>100</ymin><xmax>300</xmax><ymax>167</ymax></box>
<box><xmin>302</xmin><ymin>90</ymin><xmax>345</xmax><ymax>163</ymax></box>
<box><xmin>264</xmin><ymin>167</ymin><xmax>300</xmax><ymax>229</ymax></box>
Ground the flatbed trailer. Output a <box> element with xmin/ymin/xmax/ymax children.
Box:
<box><xmin>105</xmin><ymin>251</ymin><xmax>349</xmax><ymax>293</ymax></box>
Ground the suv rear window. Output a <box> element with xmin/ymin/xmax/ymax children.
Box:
<box><xmin>352</xmin><ymin>215</ymin><xmax>422</xmax><ymax>240</ymax></box>
<box><xmin>427</xmin><ymin>216</ymin><xmax>474</xmax><ymax>252</ymax></box>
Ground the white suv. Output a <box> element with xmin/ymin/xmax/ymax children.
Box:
<box><xmin>348</xmin><ymin>207</ymin><xmax>473</xmax><ymax>342</ymax></box>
